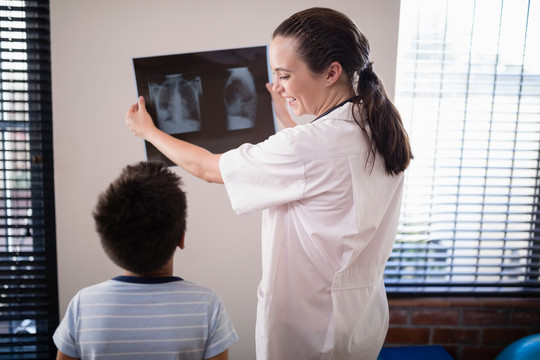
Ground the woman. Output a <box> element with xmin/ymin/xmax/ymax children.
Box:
<box><xmin>126</xmin><ymin>7</ymin><xmax>412</xmax><ymax>360</ymax></box>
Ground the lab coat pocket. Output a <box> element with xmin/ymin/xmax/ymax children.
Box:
<box><xmin>332</xmin><ymin>265</ymin><xmax>384</xmax><ymax>291</ymax></box>
<box><xmin>329</xmin><ymin>266</ymin><xmax>388</xmax><ymax>360</ymax></box>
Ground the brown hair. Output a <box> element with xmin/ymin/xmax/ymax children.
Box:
<box><xmin>273</xmin><ymin>7</ymin><xmax>412</xmax><ymax>175</ymax></box>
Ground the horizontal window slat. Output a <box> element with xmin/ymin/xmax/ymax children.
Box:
<box><xmin>390</xmin><ymin>243</ymin><xmax>540</xmax><ymax>251</ymax></box>
<box><xmin>385</xmin><ymin>278</ymin><xmax>540</xmax><ymax>285</ymax></box>
<box><xmin>0</xmin><ymin>335</ymin><xmax>53</xmax><ymax>344</ymax></box>
<box><xmin>0</xmin><ymin>286</ymin><xmax>48</xmax><ymax>294</ymax></box>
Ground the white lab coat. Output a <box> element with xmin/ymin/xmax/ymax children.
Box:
<box><xmin>219</xmin><ymin>102</ymin><xmax>404</xmax><ymax>360</ymax></box>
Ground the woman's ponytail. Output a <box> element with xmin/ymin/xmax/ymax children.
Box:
<box><xmin>354</xmin><ymin>63</ymin><xmax>412</xmax><ymax>175</ymax></box>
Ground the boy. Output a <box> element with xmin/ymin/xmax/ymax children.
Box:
<box><xmin>53</xmin><ymin>161</ymin><xmax>238</xmax><ymax>360</ymax></box>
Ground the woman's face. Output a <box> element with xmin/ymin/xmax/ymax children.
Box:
<box><xmin>269</xmin><ymin>36</ymin><xmax>326</xmax><ymax>117</ymax></box>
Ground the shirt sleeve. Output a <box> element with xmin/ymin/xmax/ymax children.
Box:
<box><xmin>219</xmin><ymin>129</ymin><xmax>306</xmax><ymax>215</ymax></box>
<box><xmin>52</xmin><ymin>293</ymin><xmax>81</xmax><ymax>358</ymax></box>
<box><xmin>203</xmin><ymin>291</ymin><xmax>239</xmax><ymax>359</ymax></box>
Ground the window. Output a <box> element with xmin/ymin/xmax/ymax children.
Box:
<box><xmin>385</xmin><ymin>0</ymin><xmax>540</xmax><ymax>295</ymax></box>
<box><xmin>0</xmin><ymin>1</ymin><xmax>58</xmax><ymax>358</ymax></box>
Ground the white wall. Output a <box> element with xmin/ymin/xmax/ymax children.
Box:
<box><xmin>50</xmin><ymin>1</ymin><xmax>400</xmax><ymax>358</ymax></box>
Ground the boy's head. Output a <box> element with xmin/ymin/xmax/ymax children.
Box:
<box><xmin>93</xmin><ymin>161</ymin><xmax>187</xmax><ymax>274</ymax></box>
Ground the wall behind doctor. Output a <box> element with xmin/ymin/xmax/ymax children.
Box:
<box><xmin>50</xmin><ymin>0</ymin><xmax>400</xmax><ymax>358</ymax></box>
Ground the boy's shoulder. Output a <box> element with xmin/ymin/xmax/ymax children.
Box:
<box><xmin>77</xmin><ymin>277</ymin><xmax>217</xmax><ymax>301</ymax></box>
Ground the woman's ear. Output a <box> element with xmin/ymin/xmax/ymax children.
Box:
<box><xmin>325</xmin><ymin>61</ymin><xmax>343</xmax><ymax>86</ymax></box>
<box><xmin>178</xmin><ymin>233</ymin><xmax>185</xmax><ymax>250</ymax></box>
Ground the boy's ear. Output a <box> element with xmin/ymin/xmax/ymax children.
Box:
<box><xmin>178</xmin><ymin>233</ymin><xmax>185</xmax><ymax>250</ymax></box>
<box><xmin>325</xmin><ymin>61</ymin><xmax>343</xmax><ymax>86</ymax></box>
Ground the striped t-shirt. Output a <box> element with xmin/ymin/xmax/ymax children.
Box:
<box><xmin>53</xmin><ymin>276</ymin><xmax>238</xmax><ymax>359</ymax></box>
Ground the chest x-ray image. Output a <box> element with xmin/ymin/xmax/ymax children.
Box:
<box><xmin>148</xmin><ymin>74</ymin><xmax>203</xmax><ymax>134</ymax></box>
<box><xmin>133</xmin><ymin>46</ymin><xmax>275</xmax><ymax>166</ymax></box>
<box><xmin>223</xmin><ymin>67</ymin><xmax>257</xmax><ymax>131</ymax></box>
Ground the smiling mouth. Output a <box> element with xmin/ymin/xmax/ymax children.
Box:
<box><xmin>286</xmin><ymin>97</ymin><xmax>296</xmax><ymax>106</ymax></box>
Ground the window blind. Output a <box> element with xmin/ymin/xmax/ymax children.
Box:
<box><xmin>0</xmin><ymin>1</ymin><xmax>58</xmax><ymax>359</ymax></box>
<box><xmin>386</xmin><ymin>0</ymin><xmax>540</xmax><ymax>295</ymax></box>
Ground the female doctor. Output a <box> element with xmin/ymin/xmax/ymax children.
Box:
<box><xmin>125</xmin><ymin>7</ymin><xmax>412</xmax><ymax>360</ymax></box>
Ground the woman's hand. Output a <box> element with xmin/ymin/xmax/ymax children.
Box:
<box><xmin>125</xmin><ymin>96</ymin><xmax>157</xmax><ymax>139</ymax></box>
<box><xmin>266</xmin><ymin>82</ymin><xmax>296</xmax><ymax>128</ymax></box>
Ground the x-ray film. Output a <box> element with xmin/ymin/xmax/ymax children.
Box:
<box><xmin>133</xmin><ymin>46</ymin><xmax>275</xmax><ymax>165</ymax></box>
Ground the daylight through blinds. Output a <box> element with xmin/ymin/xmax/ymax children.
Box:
<box><xmin>0</xmin><ymin>1</ymin><xmax>58</xmax><ymax>359</ymax></box>
<box><xmin>386</xmin><ymin>0</ymin><xmax>540</xmax><ymax>294</ymax></box>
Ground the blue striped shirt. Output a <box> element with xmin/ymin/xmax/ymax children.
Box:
<box><xmin>53</xmin><ymin>276</ymin><xmax>238</xmax><ymax>359</ymax></box>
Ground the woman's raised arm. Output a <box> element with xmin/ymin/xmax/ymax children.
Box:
<box><xmin>125</xmin><ymin>96</ymin><xmax>223</xmax><ymax>184</ymax></box>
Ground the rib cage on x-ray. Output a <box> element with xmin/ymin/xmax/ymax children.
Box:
<box><xmin>223</xmin><ymin>67</ymin><xmax>257</xmax><ymax>130</ymax></box>
<box><xmin>148</xmin><ymin>74</ymin><xmax>203</xmax><ymax>134</ymax></box>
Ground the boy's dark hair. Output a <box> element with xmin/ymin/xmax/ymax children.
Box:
<box><xmin>93</xmin><ymin>161</ymin><xmax>187</xmax><ymax>274</ymax></box>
